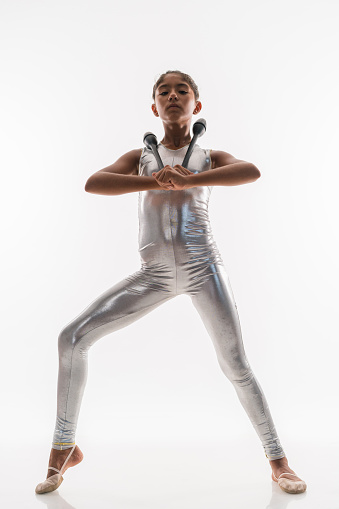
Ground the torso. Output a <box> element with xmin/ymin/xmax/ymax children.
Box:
<box><xmin>133</xmin><ymin>146</ymin><xmax>216</xmax><ymax>173</ymax></box>
<box><xmin>132</xmin><ymin>143</ymin><xmax>223</xmax><ymax>294</ymax></box>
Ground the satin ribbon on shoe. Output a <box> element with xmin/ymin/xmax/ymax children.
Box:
<box><xmin>35</xmin><ymin>444</ymin><xmax>76</xmax><ymax>494</ymax></box>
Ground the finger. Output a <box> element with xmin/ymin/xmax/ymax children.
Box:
<box><xmin>155</xmin><ymin>174</ymin><xmax>174</xmax><ymax>188</ymax></box>
<box><xmin>152</xmin><ymin>170</ymin><xmax>164</xmax><ymax>182</ymax></box>
<box><xmin>153</xmin><ymin>169</ymin><xmax>164</xmax><ymax>178</ymax></box>
<box><xmin>153</xmin><ymin>165</ymin><xmax>171</xmax><ymax>177</ymax></box>
<box><xmin>170</xmin><ymin>166</ymin><xmax>184</xmax><ymax>175</ymax></box>
<box><xmin>157</xmin><ymin>172</ymin><xmax>168</xmax><ymax>183</ymax></box>
<box><xmin>173</xmin><ymin>165</ymin><xmax>194</xmax><ymax>175</ymax></box>
<box><xmin>160</xmin><ymin>165</ymin><xmax>173</xmax><ymax>175</ymax></box>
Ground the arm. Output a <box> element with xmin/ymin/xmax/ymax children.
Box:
<box><xmin>84</xmin><ymin>149</ymin><xmax>164</xmax><ymax>196</ymax></box>
<box><xmin>152</xmin><ymin>150</ymin><xmax>261</xmax><ymax>190</ymax></box>
<box><xmin>186</xmin><ymin>150</ymin><xmax>261</xmax><ymax>188</ymax></box>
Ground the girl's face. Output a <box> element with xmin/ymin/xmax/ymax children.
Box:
<box><xmin>152</xmin><ymin>73</ymin><xmax>201</xmax><ymax>122</ymax></box>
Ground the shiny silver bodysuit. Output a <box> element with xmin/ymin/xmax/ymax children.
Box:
<box><xmin>52</xmin><ymin>143</ymin><xmax>285</xmax><ymax>460</ymax></box>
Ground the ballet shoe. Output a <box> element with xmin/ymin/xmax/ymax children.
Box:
<box><xmin>272</xmin><ymin>471</ymin><xmax>307</xmax><ymax>494</ymax></box>
<box><xmin>35</xmin><ymin>444</ymin><xmax>76</xmax><ymax>494</ymax></box>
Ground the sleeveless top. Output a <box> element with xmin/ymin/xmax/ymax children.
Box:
<box><xmin>136</xmin><ymin>143</ymin><xmax>224</xmax><ymax>294</ymax></box>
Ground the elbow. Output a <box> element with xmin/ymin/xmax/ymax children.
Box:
<box><xmin>84</xmin><ymin>177</ymin><xmax>96</xmax><ymax>193</ymax></box>
<box><xmin>251</xmin><ymin>164</ymin><xmax>261</xmax><ymax>181</ymax></box>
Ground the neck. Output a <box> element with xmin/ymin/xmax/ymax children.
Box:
<box><xmin>160</xmin><ymin>121</ymin><xmax>192</xmax><ymax>148</ymax></box>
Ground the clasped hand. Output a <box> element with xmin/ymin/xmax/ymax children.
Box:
<box><xmin>152</xmin><ymin>165</ymin><xmax>194</xmax><ymax>190</ymax></box>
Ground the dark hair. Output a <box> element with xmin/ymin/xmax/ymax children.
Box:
<box><xmin>152</xmin><ymin>70</ymin><xmax>199</xmax><ymax>102</ymax></box>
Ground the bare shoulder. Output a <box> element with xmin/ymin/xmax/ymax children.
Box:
<box><xmin>210</xmin><ymin>149</ymin><xmax>246</xmax><ymax>169</ymax></box>
<box><xmin>96</xmin><ymin>148</ymin><xmax>143</xmax><ymax>176</ymax></box>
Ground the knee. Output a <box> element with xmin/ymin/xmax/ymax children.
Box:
<box><xmin>58</xmin><ymin>323</ymin><xmax>78</xmax><ymax>354</ymax></box>
<box><xmin>58</xmin><ymin>320</ymin><xmax>95</xmax><ymax>358</ymax></box>
<box><xmin>218</xmin><ymin>355</ymin><xmax>253</xmax><ymax>387</ymax></box>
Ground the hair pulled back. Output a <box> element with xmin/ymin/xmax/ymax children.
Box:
<box><xmin>152</xmin><ymin>70</ymin><xmax>199</xmax><ymax>102</ymax></box>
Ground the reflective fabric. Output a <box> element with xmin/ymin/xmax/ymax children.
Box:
<box><xmin>52</xmin><ymin>143</ymin><xmax>285</xmax><ymax>460</ymax></box>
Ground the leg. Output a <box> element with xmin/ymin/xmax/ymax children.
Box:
<box><xmin>36</xmin><ymin>268</ymin><xmax>175</xmax><ymax>494</ymax></box>
<box><xmin>52</xmin><ymin>269</ymin><xmax>175</xmax><ymax>450</ymax></box>
<box><xmin>190</xmin><ymin>266</ymin><xmax>307</xmax><ymax>493</ymax></box>
<box><xmin>189</xmin><ymin>265</ymin><xmax>285</xmax><ymax>460</ymax></box>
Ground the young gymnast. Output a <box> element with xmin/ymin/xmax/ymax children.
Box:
<box><xmin>35</xmin><ymin>70</ymin><xmax>307</xmax><ymax>495</ymax></box>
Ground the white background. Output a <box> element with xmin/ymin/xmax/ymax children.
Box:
<box><xmin>1</xmin><ymin>0</ymin><xmax>338</xmax><ymax>506</ymax></box>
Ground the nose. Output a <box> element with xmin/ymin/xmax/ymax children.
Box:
<box><xmin>169</xmin><ymin>91</ymin><xmax>178</xmax><ymax>100</ymax></box>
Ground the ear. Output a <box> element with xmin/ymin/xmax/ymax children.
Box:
<box><xmin>193</xmin><ymin>101</ymin><xmax>202</xmax><ymax>115</ymax></box>
<box><xmin>151</xmin><ymin>104</ymin><xmax>159</xmax><ymax>117</ymax></box>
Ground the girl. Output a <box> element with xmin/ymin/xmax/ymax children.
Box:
<box><xmin>35</xmin><ymin>70</ymin><xmax>307</xmax><ymax>495</ymax></box>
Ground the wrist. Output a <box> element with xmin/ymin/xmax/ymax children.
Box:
<box><xmin>184</xmin><ymin>173</ymin><xmax>197</xmax><ymax>189</ymax></box>
<box><xmin>143</xmin><ymin>175</ymin><xmax>163</xmax><ymax>190</ymax></box>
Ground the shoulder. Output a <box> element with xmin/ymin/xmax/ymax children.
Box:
<box><xmin>210</xmin><ymin>149</ymin><xmax>245</xmax><ymax>169</ymax></box>
<box><xmin>129</xmin><ymin>148</ymin><xmax>144</xmax><ymax>171</ymax></box>
<box><xmin>117</xmin><ymin>148</ymin><xmax>143</xmax><ymax>174</ymax></box>
<box><xmin>96</xmin><ymin>148</ymin><xmax>143</xmax><ymax>176</ymax></box>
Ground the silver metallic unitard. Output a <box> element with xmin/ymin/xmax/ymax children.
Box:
<box><xmin>52</xmin><ymin>143</ymin><xmax>285</xmax><ymax>460</ymax></box>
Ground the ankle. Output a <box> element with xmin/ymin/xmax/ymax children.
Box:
<box><xmin>52</xmin><ymin>442</ymin><xmax>76</xmax><ymax>451</ymax></box>
<box><xmin>46</xmin><ymin>444</ymin><xmax>83</xmax><ymax>479</ymax></box>
<box><xmin>269</xmin><ymin>456</ymin><xmax>288</xmax><ymax>466</ymax></box>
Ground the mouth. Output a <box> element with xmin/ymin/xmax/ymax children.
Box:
<box><xmin>168</xmin><ymin>105</ymin><xmax>180</xmax><ymax>109</ymax></box>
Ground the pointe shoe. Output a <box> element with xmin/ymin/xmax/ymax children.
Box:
<box><xmin>35</xmin><ymin>444</ymin><xmax>76</xmax><ymax>494</ymax></box>
<box><xmin>272</xmin><ymin>471</ymin><xmax>307</xmax><ymax>494</ymax></box>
